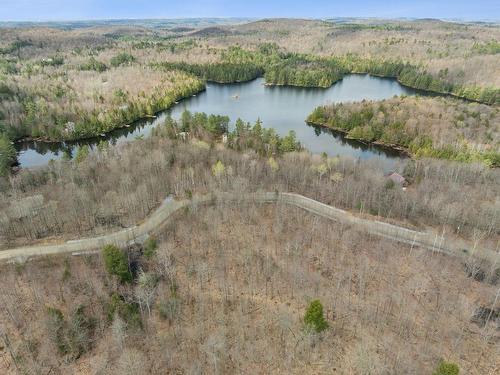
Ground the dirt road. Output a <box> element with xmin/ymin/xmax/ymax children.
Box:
<box><xmin>0</xmin><ymin>192</ymin><xmax>495</xmax><ymax>262</ymax></box>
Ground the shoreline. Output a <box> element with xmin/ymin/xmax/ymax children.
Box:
<box><xmin>10</xmin><ymin>73</ymin><xmax>496</xmax><ymax>172</ymax></box>
<box><xmin>306</xmin><ymin>120</ymin><xmax>412</xmax><ymax>158</ymax></box>
<box><xmin>14</xmin><ymin>73</ymin><xmax>494</xmax><ymax>148</ymax></box>
<box><xmin>14</xmin><ymin>85</ymin><xmax>207</xmax><ymax>146</ymax></box>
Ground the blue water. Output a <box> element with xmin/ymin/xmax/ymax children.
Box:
<box><xmin>16</xmin><ymin>75</ymin><xmax>417</xmax><ymax>168</ymax></box>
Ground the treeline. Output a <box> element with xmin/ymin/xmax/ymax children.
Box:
<box><xmin>154</xmin><ymin>110</ymin><xmax>300</xmax><ymax>156</ymax></box>
<box><xmin>0</xmin><ymin>72</ymin><xmax>204</xmax><ymax>144</ymax></box>
<box><xmin>307</xmin><ymin>96</ymin><xmax>500</xmax><ymax>166</ymax></box>
<box><xmin>0</xmin><ymin>133</ymin><xmax>16</xmax><ymax>176</ymax></box>
<box><xmin>163</xmin><ymin>45</ymin><xmax>498</xmax><ymax>104</ymax></box>
<box><xmin>343</xmin><ymin>55</ymin><xmax>499</xmax><ymax>104</ymax></box>
<box><xmin>157</xmin><ymin>61</ymin><xmax>263</xmax><ymax>83</ymax></box>
<box><xmin>264</xmin><ymin>56</ymin><xmax>348</xmax><ymax>88</ymax></box>
<box><xmin>65</xmin><ymin>78</ymin><xmax>204</xmax><ymax>141</ymax></box>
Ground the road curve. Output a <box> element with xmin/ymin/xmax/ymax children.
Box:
<box><xmin>0</xmin><ymin>192</ymin><xmax>495</xmax><ymax>262</ymax></box>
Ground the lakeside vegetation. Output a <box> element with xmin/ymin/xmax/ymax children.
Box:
<box><xmin>158</xmin><ymin>45</ymin><xmax>500</xmax><ymax>101</ymax></box>
<box><xmin>0</xmin><ymin>19</ymin><xmax>498</xmax><ymax>171</ymax></box>
<box><xmin>153</xmin><ymin>110</ymin><xmax>300</xmax><ymax>156</ymax></box>
<box><xmin>1</xmin><ymin>115</ymin><xmax>498</xmax><ymax>246</ymax></box>
<box><xmin>307</xmin><ymin>96</ymin><xmax>500</xmax><ymax>166</ymax></box>
<box><xmin>0</xmin><ymin>68</ymin><xmax>204</xmax><ymax>143</ymax></box>
<box><xmin>0</xmin><ymin>18</ymin><xmax>499</xmax><ymax>375</ymax></box>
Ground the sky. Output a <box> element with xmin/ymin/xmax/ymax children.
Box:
<box><xmin>1</xmin><ymin>0</ymin><xmax>499</xmax><ymax>22</ymax></box>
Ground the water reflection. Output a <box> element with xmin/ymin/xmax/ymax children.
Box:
<box><xmin>16</xmin><ymin>74</ymin><xmax>418</xmax><ymax>168</ymax></box>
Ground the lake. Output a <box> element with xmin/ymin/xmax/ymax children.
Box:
<box><xmin>16</xmin><ymin>74</ymin><xmax>418</xmax><ymax>169</ymax></box>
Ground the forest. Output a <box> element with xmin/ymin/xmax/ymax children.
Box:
<box><xmin>158</xmin><ymin>46</ymin><xmax>499</xmax><ymax>100</ymax></box>
<box><xmin>1</xmin><ymin>199</ymin><xmax>498</xmax><ymax>374</ymax></box>
<box><xmin>307</xmin><ymin>96</ymin><xmax>500</xmax><ymax>166</ymax></box>
<box><xmin>0</xmin><ymin>18</ymin><xmax>499</xmax><ymax>374</ymax></box>
<box><xmin>153</xmin><ymin>110</ymin><xmax>300</xmax><ymax>156</ymax></box>
<box><xmin>0</xmin><ymin>18</ymin><xmax>499</xmax><ymax>166</ymax></box>
<box><xmin>1</xmin><ymin>114</ymin><xmax>499</xmax><ymax>373</ymax></box>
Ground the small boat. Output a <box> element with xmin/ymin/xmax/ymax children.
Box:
<box><xmin>231</xmin><ymin>94</ymin><xmax>240</xmax><ymax>99</ymax></box>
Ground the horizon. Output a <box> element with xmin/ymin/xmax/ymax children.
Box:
<box><xmin>1</xmin><ymin>1</ymin><xmax>499</xmax><ymax>23</ymax></box>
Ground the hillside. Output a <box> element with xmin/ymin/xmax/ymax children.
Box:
<box><xmin>1</xmin><ymin>202</ymin><xmax>499</xmax><ymax>374</ymax></box>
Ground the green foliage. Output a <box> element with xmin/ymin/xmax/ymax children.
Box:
<box><xmin>472</xmin><ymin>40</ymin><xmax>500</xmax><ymax>55</ymax></box>
<box><xmin>158</xmin><ymin>61</ymin><xmax>263</xmax><ymax>83</ymax></box>
<box><xmin>74</xmin><ymin>145</ymin><xmax>90</xmax><ymax>163</ymax></box>
<box><xmin>433</xmin><ymin>360</ymin><xmax>459</xmax><ymax>375</ymax></box>
<box><xmin>0</xmin><ymin>58</ymin><xmax>18</xmax><ymax>74</ymax></box>
<box><xmin>159</xmin><ymin>110</ymin><xmax>300</xmax><ymax>157</ymax></box>
<box><xmin>143</xmin><ymin>236</ymin><xmax>158</xmax><ymax>259</ymax></box>
<box><xmin>46</xmin><ymin>307</ymin><xmax>66</xmax><ymax>354</ymax></box>
<box><xmin>106</xmin><ymin>293</ymin><xmax>142</xmax><ymax>330</ymax></box>
<box><xmin>307</xmin><ymin>100</ymin><xmax>499</xmax><ymax>166</ymax></box>
<box><xmin>0</xmin><ymin>133</ymin><xmax>16</xmax><ymax>175</ymax></box>
<box><xmin>40</xmin><ymin>56</ymin><xmax>64</xmax><ymax>67</ymax></box>
<box><xmin>0</xmin><ymin>40</ymin><xmax>32</xmax><ymax>55</ymax></box>
<box><xmin>62</xmin><ymin>258</ymin><xmax>71</xmax><ymax>282</ymax></box>
<box><xmin>177</xmin><ymin>110</ymin><xmax>229</xmax><ymax>136</ymax></box>
<box><xmin>110</xmin><ymin>52</ymin><xmax>136</xmax><ymax>67</ymax></box>
<box><xmin>304</xmin><ymin>299</ymin><xmax>329</xmax><ymax>333</ymax></box>
<box><xmin>212</xmin><ymin>160</ymin><xmax>225</xmax><ymax>177</ymax></box>
<box><xmin>158</xmin><ymin>46</ymin><xmax>497</xmax><ymax>103</ymax></box>
<box><xmin>102</xmin><ymin>244</ymin><xmax>132</xmax><ymax>283</ymax></box>
<box><xmin>279</xmin><ymin>130</ymin><xmax>299</xmax><ymax>153</ymax></box>
<box><xmin>80</xmin><ymin>57</ymin><xmax>108</xmax><ymax>72</ymax></box>
<box><xmin>45</xmin><ymin>305</ymin><xmax>95</xmax><ymax>360</ymax></box>
<box><xmin>0</xmin><ymin>82</ymin><xmax>14</xmax><ymax>99</ymax></box>
<box><xmin>264</xmin><ymin>55</ymin><xmax>348</xmax><ymax>87</ymax></box>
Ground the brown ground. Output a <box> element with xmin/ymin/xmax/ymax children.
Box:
<box><xmin>1</xmin><ymin>202</ymin><xmax>498</xmax><ymax>374</ymax></box>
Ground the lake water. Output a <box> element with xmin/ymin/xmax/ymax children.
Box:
<box><xmin>16</xmin><ymin>75</ymin><xmax>418</xmax><ymax>169</ymax></box>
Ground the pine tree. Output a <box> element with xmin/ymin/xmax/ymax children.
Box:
<box><xmin>304</xmin><ymin>299</ymin><xmax>328</xmax><ymax>333</ymax></box>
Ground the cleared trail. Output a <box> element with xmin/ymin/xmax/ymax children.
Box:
<box><xmin>0</xmin><ymin>192</ymin><xmax>495</xmax><ymax>262</ymax></box>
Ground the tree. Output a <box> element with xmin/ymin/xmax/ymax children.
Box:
<box><xmin>74</xmin><ymin>145</ymin><xmax>90</xmax><ymax>163</ymax></box>
<box><xmin>102</xmin><ymin>244</ymin><xmax>132</xmax><ymax>283</ymax></box>
<box><xmin>143</xmin><ymin>237</ymin><xmax>157</xmax><ymax>259</ymax></box>
<box><xmin>433</xmin><ymin>361</ymin><xmax>459</xmax><ymax>375</ymax></box>
<box><xmin>212</xmin><ymin>160</ymin><xmax>225</xmax><ymax>177</ymax></box>
<box><xmin>279</xmin><ymin>130</ymin><xmax>298</xmax><ymax>153</ymax></box>
<box><xmin>304</xmin><ymin>299</ymin><xmax>328</xmax><ymax>332</ymax></box>
<box><xmin>135</xmin><ymin>270</ymin><xmax>159</xmax><ymax>317</ymax></box>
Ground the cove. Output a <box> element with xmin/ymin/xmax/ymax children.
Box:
<box><xmin>15</xmin><ymin>74</ymin><xmax>419</xmax><ymax>169</ymax></box>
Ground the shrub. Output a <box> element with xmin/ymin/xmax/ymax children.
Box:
<box><xmin>212</xmin><ymin>160</ymin><xmax>225</xmax><ymax>177</ymax></box>
<box><xmin>433</xmin><ymin>360</ymin><xmax>459</xmax><ymax>375</ymax></box>
<box><xmin>110</xmin><ymin>53</ymin><xmax>136</xmax><ymax>67</ymax></box>
<box><xmin>0</xmin><ymin>133</ymin><xmax>16</xmax><ymax>176</ymax></box>
<box><xmin>74</xmin><ymin>145</ymin><xmax>90</xmax><ymax>163</ymax></box>
<box><xmin>107</xmin><ymin>293</ymin><xmax>142</xmax><ymax>330</ymax></box>
<box><xmin>102</xmin><ymin>244</ymin><xmax>132</xmax><ymax>283</ymax></box>
<box><xmin>158</xmin><ymin>297</ymin><xmax>181</xmax><ymax>322</ymax></box>
<box><xmin>46</xmin><ymin>307</ymin><xmax>67</xmax><ymax>355</ymax></box>
<box><xmin>143</xmin><ymin>237</ymin><xmax>158</xmax><ymax>259</ymax></box>
<box><xmin>304</xmin><ymin>299</ymin><xmax>328</xmax><ymax>333</ymax></box>
<box><xmin>45</xmin><ymin>305</ymin><xmax>95</xmax><ymax>360</ymax></box>
<box><xmin>80</xmin><ymin>57</ymin><xmax>107</xmax><ymax>72</ymax></box>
